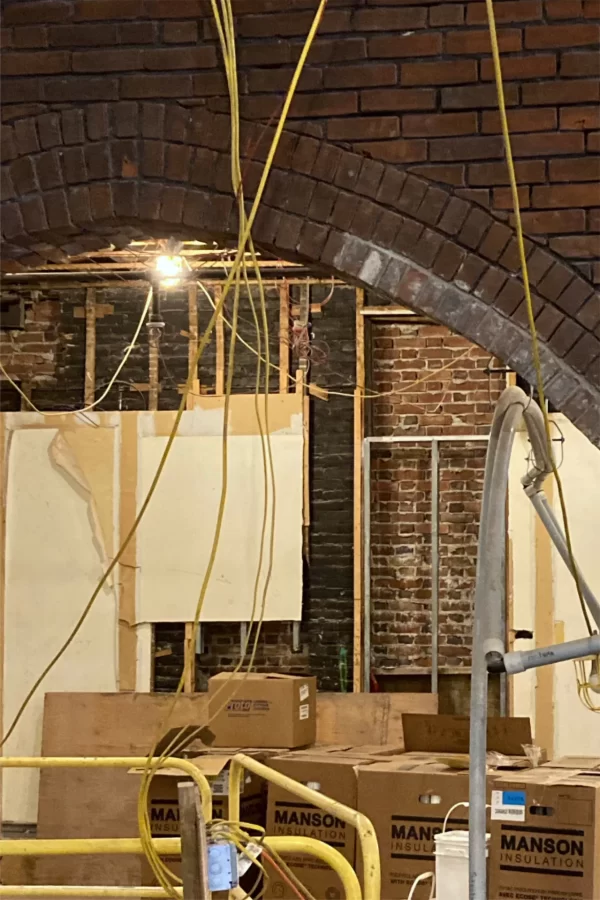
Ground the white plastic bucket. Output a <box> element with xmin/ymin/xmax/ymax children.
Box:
<box><xmin>434</xmin><ymin>830</ymin><xmax>489</xmax><ymax>900</ymax></box>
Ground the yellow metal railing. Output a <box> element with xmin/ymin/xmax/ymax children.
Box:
<box><xmin>229</xmin><ymin>753</ymin><xmax>381</xmax><ymax>900</ymax></box>
<box><xmin>0</xmin><ymin>754</ymin><xmax>378</xmax><ymax>900</ymax></box>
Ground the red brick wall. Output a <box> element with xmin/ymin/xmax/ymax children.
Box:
<box><xmin>1</xmin><ymin>0</ymin><xmax>599</xmax><ymax>285</ymax></box>
<box><xmin>370</xmin><ymin>322</ymin><xmax>505</xmax><ymax>673</ymax></box>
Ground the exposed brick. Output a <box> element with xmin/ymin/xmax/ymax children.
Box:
<box><xmin>527</xmin><ymin>247</ymin><xmax>555</xmax><ymax>285</ymax></box>
<box><xmin>49</xmin><ymin>23</ymin><xmax>117</xmax><ymax>46</ymax></box>
<box><xmin>44</xmin><ymin>76</ymin><xmax>119</xmax><ymax>102</ymax></box>
<box><xmin>301</xmin><ymin>37</ymin><xmax>367</xmax><ymax>65</ymax></box>
<box><xmin>430</xmin><ymin>136</ymin><xmax>504</xmax><ymax>162</ymax></box>
<box><xmin>11</xmin><ymin>157</ymin><xmax>38</xmax><ymax>194</ymax></box>
<box><xmin>546</xmin><ymin>0</ymin><xmax>584</xmax><ymax>16</ymax></box>
<box><xmin>349</xmin><ymin>198</ymin><xmax>381</xmax><ymax>241</ymax></box>
<box><xmin>493</xmin><ymin>186</ymin><xmax>531</xmax><ymax>209</ymax></box>
<box><xmin>361</xmin><ymin>88</ymin><xmax>437</xmax><ymax>112</ymax></box>
<box><xmin>442</xmin><ymin>83</ymin><xmax>519</xmax><ymax>109</ymax></box>
<box><xmin>396</xmin><ymin>175</ymin><xmax>428</xmax><ymax>216</ymax></box>
<box><xmin>410</xmin><ymin>163</ymin><xmax>466</xmax><ymax>186</ymax></box>
<box><xmin>439</xmin><ymin>197</ymin><xmax>471</xmax><ymax>236</ymax></box>
<box><xmin>525</xmin><ymin>24</ymin><xmax>600</xmax><ymax>49</ymax></box>
<box><xmin>163</xmin><ymin>21</ymin><xmax>199</xmax><ymax>44</ymax></box>
<box><xmin>3</xmin><ymin>2</ymin><xmax>71</xmax><ymax>25</ymax></box>
<box><xmin>454</xmin><ymin>253</ymin><xmax>487</xmax><ymax>291</ymax></box>
<box><xmin>446</xmin><ymin>28</ymin><xmax>522</xmax><ymax>54</ymax></box>
<box><xmin>533</xmin><ymin>184</ymin><xmax>600</xmax><ymax>208</ymax></box>
<box><xmin>13</xmin><ymin>118</ymin><xmax>40</xmax><ymax>155</ymax></box>
<box><xmin>550</xmin><ymin>319</ymin><xmax>584</xmax><ymax>356</ymax></box>
<box><xmin>161</xmin><ymin>184</ymin><xmax>185</xmax><ymax>223</ymax></box>
<box><xmin>576</xmin><ymin>294</ymin><xmax>600</xmax><ymax>330</ymax></box>
<box><xmin>559</xmin><ymin>278</ymin><xmax>594</xmax><ymax>314</ymax></box>
<box><xmin>357</xmin><ymin>139</ymin><xmax>427</xmax><ymax>164</ymax></box>
<box><xmin>403</xmin><ymin>112</ymin><xmax>477</xmax><ymax>137</ymax></box>
<box><xmin>459</xmin><ymin>207</ymin><xmax>493</xmax><ymax>250</ymax></box>
<box><xmin>61</xmin><ymin>108</ymin><xmax>84</xmax><ymax>145</ymax></box>
<box><xmin>74</xmin><ymin>0</ymin><xmax>144</xmax><ymax>19</ymax></box>
<box><xmin>550</xmin><ymin>236</ymin><xmax>600</xmax><ymax>258</ymax></box>
<box><xmin>85</xmin><ymin>142</ymin><xmax>111</xmax><ymax>179</ymax></box>
<box><xmin>143</xmin><ymin>47</ymin><xmax>216</xmax><ymax>71</ymax></box>
<box><xmin>118</xmin><ymin>22</ymin><xmax>157</xmax><ymax>44</ymax></box>
<box><xmin>411</xmin><ymin>228</ymin><xmax>445</xmax><ymax>268</ymax></box>
<box><xmin>43</xmin><ymin>187</ymin><xmax>71</xmax><ymax>230</ymax></box>
<box><xmin>372</xmin><ymin>209</ymin><xmax>405</xmax><ymax>249</ymax></box>
<box><xmin>20</xmin><ymin>194</ymin><xmax>48</xmax><ymax>232</ymax></box>
<box><xmin>415</xmin><ymin>186</ymin><xmax>450</xmax><ymax>226</ymax></box>
<box><xmin>517</xmin><ymin>209</ymin><xmax>587</xmax><ymax>234</ymax></box>
<box><xmin>237</xmin><ymin>9</ymin><xmax>351</xmax><ymax>38</ymax></box>
<box><xmin>121</xmin><ymin>74</ymin><xmax>193</xmax><ymax>99</ymax></box>
<box><xmin>496</xmin><ymin>278</ymin><xmax>525</xmax><ymax>316</ymax></box>
<box><xmin>468</xmin><ymin>159</ymin><xmax>546</xmax><ymax>185</ymax></box>
<box><xmin>35</xmin><ymin>149</ymin><xmax>62</xmax><ymax>190</ymax></box>
<box><xmin>523</xmin><ymin>80</ymin><xmax>600</xmax><ymax>105</ymax></box>
<box><xmin>560</xmin><ymin>107</ymin><xmax>600</xmax><ymax>131</ymax></box>
<box><xmin>354</xmin><ymin>7</ymin><xmax>427</xmax><ymax>30</ymax></box>
<box><xmin>355</xmin><ymin>158</ymin><xmax>385</xmax><ymax>199</ymax></box>
<box><xmin>433</xmin><ymin>241</ymin><xmax>467</xmax><ymax>280</ymax></box>
<box><xmin>534</xmin><ymin>304</ymin><xmax>564</xmax><ymax>339</ymax></box>
<box><xmin>561</xmin><ymin>51</ymin><xmax>600</xmax><ymax>77</ymax></box>
<box><xmin>113</xmin><ymin>101</ymin><xmax>139</xmax><ymax>138</ymax></box>
<box><xmin>466</xmin><ymin>0</ymin><xmax>542</xmax><ymax>23</ymax></box>
<box><xmin>478</xmin><ymin>222</ymin><xmax>513</xmax><ymax>261</ymax></box>
<box><xmin>511</xmin><ymin>132</ymin><xmax>585</xmax><ymax>156</ymax></box>
<box><xmin>86</xmin><ymin>103</ymin><xmax>109</xmax><ymax>140</ymax></box>
<box><xmin>291</xmin><ymin>134</ymin><xmax>320</xmax><ymax>176</ymax></box>
<box><xmin>375</xmin><ymin>166</ymin><xmax>407</xmax><ymax>206</ymax></box>
<box><xmin>482</xmin><ymin>107</ymin><xmax>557</xmax><ymax>134</ymax></box>
<box><xmin>431</xmin><ymin>4</ymin><xmax>465</xmax><ymax>26</ymax></box>
<box><xmin>402</xmin><ymin>60</ymin><xmax>478</xmax><ymax>86</ymax></box>
<box><xmin>329</xmin><ymin>191</ymin><xmax>356</xmax><ymax>232</ymax></box>
<box><xmin>141</xmin><ymin>102</ymin><xmax>165</xmax><ymax>140</ymax></box>
<box><xmin>165</xmin><ymin>105</ymin><xmax>191</xmax><ymax>142</ymax></box>
<box><xmin>62</xmin><ymin>145</ymin><xmax>87</xmax><ymax>183</ymax></box>
<box><xmin>1</xmin><ymin>50</ymin><xmax>69</xmax><ymax>75</ymax></box>
<box><xmin>324</xmin><ymin>63</ymin><xmax>396</xmax><ymax>90</ymax></box>
<box><xmin>13</xmin><ymin>25</ymin><xmax>49</xmax><ymax>48</ymax></box>
<box><xmin>565</xmin><ymin>333</ymin><xmax>600</xmax><ymax>378</ymax></box>
<box><xmin>474</xmin><ymin>266</ymin><xmax>508</xmax><ymax>303</ymax></box>
<box><xmin>368</xmin><ymin>33</ymin><xmax>443</xmax><ymax>58</ymax></box>
<box><xmin>328</xmin><ymin>116</ymin><xmax>399</xmax><ymax>142</ymax></box>
<box><xmin>73</xmin><ymin>48</ymin><xmax>142</xmax><ymax>72</ymax></box>
<box><xmin>538</xmin><ymin>262</ymin><xmax>575</xmax><ymax>302</ymax></box>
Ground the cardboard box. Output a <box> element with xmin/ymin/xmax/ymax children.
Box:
<box><xmin>489</xmin><ymin>766</ymin><xmax>600</xmax><ymax>900</ymax></box>
<box><xmin>356</xmin><ymin>715</ymin><xmax>541</xmax><ymax>900</ymax></box>
<box><xmin>209</xmin><ymin>673</ymin><xmax>317</xmax><ymax>748</ymax></box>
<box><xmin>265</xmin><ymin>750</ymin><xmax>375</xmax><ymax>900</ymax></box>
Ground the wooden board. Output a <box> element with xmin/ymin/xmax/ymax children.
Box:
<box><xmin>316</xmin><ymin>691</ymin><xmax>438</xmax><ymax>746</ymax></box>
<box><xmin>2</xmin><ymin>693</ymin><xmax>211</xmax><ymax>892</ymax></box>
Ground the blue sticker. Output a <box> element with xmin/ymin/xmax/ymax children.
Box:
<box><xmin>502</xmin><ymin>790</ymin><xmax>526</xmax><ymax>806</ymax></box>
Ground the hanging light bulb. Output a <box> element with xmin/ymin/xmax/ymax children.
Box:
<box><xmin>155</xmin><ymin>254</ymin><xmax>184</xmax><ymax>288</ymax></box>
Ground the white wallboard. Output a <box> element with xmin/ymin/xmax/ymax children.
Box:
<box><xmin>509</xmin><ymin>416</ymin><xmax>600</xmax><ymax>757</ymax></box>
<box><xmin>3</xmin><ymin>428</ymin><xmax>118</xmax><ymax>823</ymax></box>
<box><xmin>136</xmin><ymin>433</ymin><xmax>303</xmax><ymax>622</ymax></box>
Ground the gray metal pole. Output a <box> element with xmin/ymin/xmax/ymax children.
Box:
<box><xmin>431</xmin><ymin>439</ymin><xmax>440</xmax><ymax>695</ymax></box>
<box><xmin>362</xmin><ymin>439</ymin><xmax>372</xmax><ymax>693</ymax></box>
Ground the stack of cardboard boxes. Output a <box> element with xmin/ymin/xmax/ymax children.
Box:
<box><xmin>138</xmin><ymin>672</ymin><xmax>599</xmax><ymax>900</ymax></box>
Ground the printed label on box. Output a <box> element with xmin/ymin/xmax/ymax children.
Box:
<box><xmin>491</xmin><ymin>789</ymin><xmax>526</xmax><ymax>822</ymax></box>
<box><xmin>299</xmin><ymin>703</ymin><xmax>310</xmax><ymax>720</ymax></box>
<box><xmin>299</xmin><ymin>683</ymin><xmax>309</xmax><ymax>702</ymax></box>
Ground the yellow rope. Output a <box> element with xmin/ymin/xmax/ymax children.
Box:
<box><xmin>484</xmin><ymin>0</ymin><xmax>593</xmax><ymax>639</ymax></box>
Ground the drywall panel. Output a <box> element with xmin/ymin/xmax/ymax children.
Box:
<box><xmin>2</xmin><ymin>428</ymin><xmax>118</xmax><ymax>823</ymax></box>
<box><xmin>137</xmin><ymin>432</ymin><xmax>303</xmax><ymax>622</ymax></box>
<box><xmin>509</xmin><ymin>416</ymin><xmax>600</xmax><ymax>756</ymax></box>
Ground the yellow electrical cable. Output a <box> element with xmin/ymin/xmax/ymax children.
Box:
<box><xmin>137</xmin><ymin>5</ymin><xmax>329</xmax><ymax>893</ymax></box>
<box><xmin>484</xmin><ymin>0</ymin><xmax>593</xmax><ymax>641</ymax></box>
<box><xmin>0</xmin><ymin>285</ymin><xmax>152</xmax><ymax>416</ymax></box>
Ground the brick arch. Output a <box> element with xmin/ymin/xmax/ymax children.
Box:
<box><xmin>1</xmin><ymin>103</ymin><xmax>599</xmax><ymax>443</ymax></box>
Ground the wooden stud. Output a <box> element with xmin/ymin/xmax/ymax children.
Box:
<box><xmin>178</xmin><ymin>782</ymin><xmax>211</xmax><ymax>900</ymax></box>
<box><xmin>279</xmin><ymin>282</ymin><xmax>290</xmax><ymax>393</ymax></box>
<box><xmin>148</xmin><ymin>330</ymin><xmax>159</xmax><ymax>412</ymax></box>
<box><xmin>215</xmin><ymin>285</ymin><xmax>225</xmax><ymax>397</ymax></box>
<box><xmin>84</xmin><ymin>287</ymin><xmax>97</xmax><ymax>407</ymax></box>
<box><xmin>295</xmin><ymin>369</ymin><xmax>310</xmax><ymax>544</ymax></box>
<box><xmin>353</xmin><ymin>288</ymin><xmax>365</xmax><ymax>692</ymax></box>
<box><xmin>19</xmin><ymin>382</ymin><xmax>31</xmax><ymax>412</ymax></box>
<box><xmin>535</xmin><ymin>477</ymin><xmax>555</xmax><ymax>757</ymax></box>
<box><xmin>187</xmin><ymin>283</ymin><xmax>199</xmax><ymax>412</ymax></box>
<box><xmin>184</xmin><ymin>622</ymin><xmax>196</xmax><ymax>693</ymax></box>
<box><xmin>118</xmin><ymin>413</ymin><xmax>138</xmax><ymax>691</ymax></box>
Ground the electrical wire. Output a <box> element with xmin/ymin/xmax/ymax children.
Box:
<box><xmin>137</xmin><ymin>3</ymin><xmax>329</xmax><ymax>894</ymax></box>
<box><xmin>484</xmin><ymin>0</ymin><xmax>593</xmax><ymax>640</ymax></box>
<box><xmin>0</xmin><ymin>285</ymin><xmax>152</xmax><ymax>416</ymax></box>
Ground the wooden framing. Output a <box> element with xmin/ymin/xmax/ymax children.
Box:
<box><xmin>535</xmin><ymin>477</ymin><xmax>555</xmax><ymax>757</ymax></box>
<box><xmin>148</xmin><ymin>331</ymin><xmax>159</xmax><ymax>412</ymax></box>
<box><xmin>118</xmin><ymin>413</ymin><xmax>138</xmax><ymax>691</ymax></box>
<box><xmin>279</xmin><ymin>282</ymin><xmax>290</xmax><ymax>393</ymax></box>
<box><xmin>215</xmin><ymin>285</ymin><xmax>225</xmax><ymax>397</ymax></box>
<box><xmin>353</xmin><ymin>288</ymin><xmax>365</xmax><ymax>691</ymax></box>
<box><xmin>184</xmin><ymin>622</ymin><xmax>196</xmax><ymax>693</ymax></box>
<box><xmin>84</xmin><ymin>287</ymin><xmax>96</xmax><ymax>407</ymax></box>
<box><xmin>295</xmin><ymin>369</ymin><xmax>310</xmax><ymax>542</ymax></box>
<box><xmin>186</xmin><ymin>283</ymin><xmax>200</xmax><ymax>411</ymax></box>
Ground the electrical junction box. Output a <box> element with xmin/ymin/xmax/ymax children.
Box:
<box><xmin>208</xmin><ymin>842</ymin><xmax>238</xmax><ymax>892</ymax></box>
